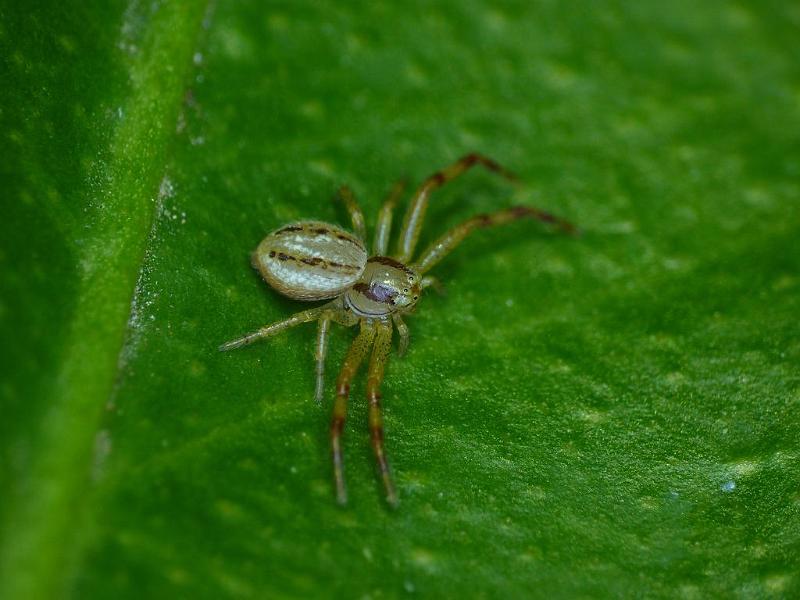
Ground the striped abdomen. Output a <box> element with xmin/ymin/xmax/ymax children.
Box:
<box><xmin>252</xmin><ymin>221</ymin><xmax>367</xmax><ymax>300</ymax></box>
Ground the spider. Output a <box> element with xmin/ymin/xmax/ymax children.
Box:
<box><xmin>220</xmin><ymin>153</ymin><xmax>576</xmax><ymax>507</ymax></box>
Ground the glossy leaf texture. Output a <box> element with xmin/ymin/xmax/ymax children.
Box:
<box><xmin>1</xmin><ymin>1</ymin><xmax>799</xmax><ymax>598</ymax></box>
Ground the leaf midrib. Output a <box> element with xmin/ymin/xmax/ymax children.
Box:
<box><xmin>0</xmin><ymin>3</ymin><xmax>209</xmax><ymax>598</ymax></box>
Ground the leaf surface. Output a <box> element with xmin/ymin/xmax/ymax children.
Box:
<box><xmin>1</xmin><ymin>1</ymin><xmax>799</xmax><ymax>598</ymax></box>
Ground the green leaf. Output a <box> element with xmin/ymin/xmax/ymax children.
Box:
<box><xmin>2</xmin><ymin>1</ymin><xmax>799</xmax><ymax>598</ymax></box>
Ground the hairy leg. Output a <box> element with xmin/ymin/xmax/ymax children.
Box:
<box><xmin>413</xmin><ymin>205</ymin><xmax>577</xmax><ymax>274</ymax></box>
<box><xmin>366</xmin><ymin>320</ymin><xmax>397</xmax><ymax>506</ymax></box>
<box><xmin>373</xmin><ymin>180</ymin><xmax>407</xmax><ymax>255</ymax></box>
<box><xmin>396</xmin><ymin>153</ymin><xmax>517</xmax><ymax>262</ymax></box>
<box><xmin>338</xmin><ymin>185</ymin><xmax>366</xmax><ymax>241</ymax></box>
<box><xmin>314</xmin><ymin>316</ymin><xmax>331</xmax><ymax>402</ymax></box>
<box><xmin>392</xmin><ymin>314</ymin><xmax>409</xmax><ymax>357</ymax></box>
<box><xmin>331</xmin><ymin>320</ymin><xmax>376</xmax><ymax>504</ymax></box>
<box><xmin>218</xmin><ymin>306</ymin><xmax>328</xmax><ymax>351</ymax></box>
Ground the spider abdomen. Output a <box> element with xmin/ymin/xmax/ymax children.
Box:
<box><xmin>252</xmin><ymin>220</ymin><xmax>367</xmax><ymax>300</ymax></box>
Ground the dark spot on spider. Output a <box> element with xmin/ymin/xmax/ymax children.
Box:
<box><xmin>354</xmin><ymin>282</ymin><xmax>398</xmax><ymax>305</ymax></box>
<box><xmin>511</xmin><ymin>206</ymin><xmax>531</xmax><ymax>218</ymax></box>
<box><xmin>277</xmin><ymin>252</ymin><xmax>295</xmax><ymax>261</ymax></box>
<box><xmin>268</xmin><ymin>250</ymin><xmax>276</xmax><ymax>258</ymax></box>
<box><xmin>329</xmin><ymin>261</ymin><xmax>358</xmax><ymax>271</ymax></box>
<box><xmin>367</xmin><ymin>256</ymin><xmax>415</xmax><ymax>275</ymax></box>
<box><xmin>275</xmin><ymin>225</ymin><xmax>303</xmax><ymax>234</ymax></box>
<box><xmin>301</xmin><ymin>257</ymin><xmax>324</xmax><ymax>266</ymax></box>
<box><xmin>312</xmin><ymin>228</ymin><xmax>329</xmax><ymax>235</ymax></box>
<box><xmin>476</xmin><ymin>213</ymin><xmax>493</xmax><ymax>227</ymax></box>
<box><xmin>430</xmin><ymin>172</ymin><xmax>446</xmax><ymax>185</ymax></box>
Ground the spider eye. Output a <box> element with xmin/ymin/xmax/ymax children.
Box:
<box><xmin>403</xmin><ymin>288</ymin><xmax>409</xmax><ymax>293</ymax></box>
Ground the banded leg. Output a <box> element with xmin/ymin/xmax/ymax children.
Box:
<box><xmin>392</xmin><ymin>313</ymin><xmax>410</xmax><ymax>357</ymax></box>
<box><xmin>412</xmin><ymin>206</ymin><xmax>577</xmax><ymax>274</ymax></box>
<box><xmin>338</xmin><ymin>186</ymin><xmax>366</xmax><ymax>241</ymax></box>
<box><xmin>218</xmin><ymin>306</ymin><xmax>327</xmax><ymax>351</ymax></box>
<box><xmin>396</xmin><ymin>153</ymin><xmax>518</xmax><ymax>262</ymax></box>
<box><xmin>373</xmin><ymin>180</ymin><xmax>407</xmax><ymax>255</ymax></box>
<box><xmin>366</xmin><ymin>321</ymin><xmax>397</xmax><ymax>507</ymax></box>
<box><xmin>331</xmin><ymin>320</ymin><xmax>376</xmax><ymax>504</ymax></box>
<box><xmin>314</xmin><ymin>315</ymin><xmax>331</xmax><ymax>402</ymax></box>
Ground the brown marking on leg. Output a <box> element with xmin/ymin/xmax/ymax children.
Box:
<box><xmin>459</xmin><ymin>152</ymin><xmax>518</xmax><ymax>180</ymax></box>
<box><xmin>330</xmin><ymin>322</ymin><xmax>376</xmax><ymax>504</ymax></box>
<box><xmin>510</xmin><ymin>205</ymin><xmax>532</xmax><ymax>219</ymax></box>
<box><xmin>397</xmin><ymin>153</ymin><xmax>519</xmax><ymax>262</ymax></box>
<box><xmin>365</xmin><ymin>322</ymin><xmax>398</xmax><ymax>506</ymax></box>
<box><xmin>475</xmin><ymin>213</ymin><xmax>493</xmax><ymax>227</ymax></box>
<box><xmin>429</xmin><ymin>171</ymin><xmax>446</xmax><ymax>186</ymax></box>
<box><xmin>413</xmin><ymin>204</ymin><xmax>578</xmax><ymax>274</ymax></box>
<box><xmin>509</xmin><ymin>205</ymin><xmax>560</xmax><ymax>224</ymax></box>
<box><xmin>330</xmin><ymin>391</ymin><xmax>348</xmax><ymax>503</ymax></box>
<box><xmin>367</xmin><ymin>382</ymin><xmax>397</xmax><ymax>507</ymax></box>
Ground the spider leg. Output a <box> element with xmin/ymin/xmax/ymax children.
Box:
<box><xmin>421</xmin><ymin>275</ymin><xmax>445</xmax><ymax>295</ymax></box>
<box><xmin>366</xmin><ymin>320</ymin><xmax>398</xmax><ymax>507</ymax></box>
<box><xmin>412</xmin><ymin>206</ymin><xmax>577</xmax><ymax>274</ymax></box>
<box><xmin>373</xmin><ymin>179</ymin><xmax>407</xmax><ymax>255</ymax></box>
<box><xmin>314</xmin><ymin>315</ymin><xmax>331</xmax><ymax>402</ymax></box>
<box><xmin>218</xmin><ymin>306</ymin><xmax>328</xmax><ymax>351</ymax></box>
<box><xmin>337</xmin><ymin>185</ymin><xmax>366</xmax><ymax>241</ymax></box>
<box><xmin>396</xmin><ymin>153</ymin><xmax>518</xmax><ymax>262</ymax></box>
<box><xmin>331</xmin><ymin>319</ymin><xmax>376</xmax><ymax>504</ymax></box>
<box><xmin>392</xmin><ymin>313</ymin><xmax>410</xmax><ymax>357</ymax></box>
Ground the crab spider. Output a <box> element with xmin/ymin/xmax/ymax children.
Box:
<box><xmin>220</xmin><ymin>153</ymin><xmax>576</xmax><ymax>506</ymax></box>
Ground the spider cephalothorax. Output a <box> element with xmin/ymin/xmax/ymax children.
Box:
<box><xmin>345</xmin><ymin>256</ymin><xmax>422</xmax><ymax>317</ymax></box>
<box><xmin>221</xmin><ymin>153</ymin><xmax>576</xmax><ymax>506</ymax></box>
